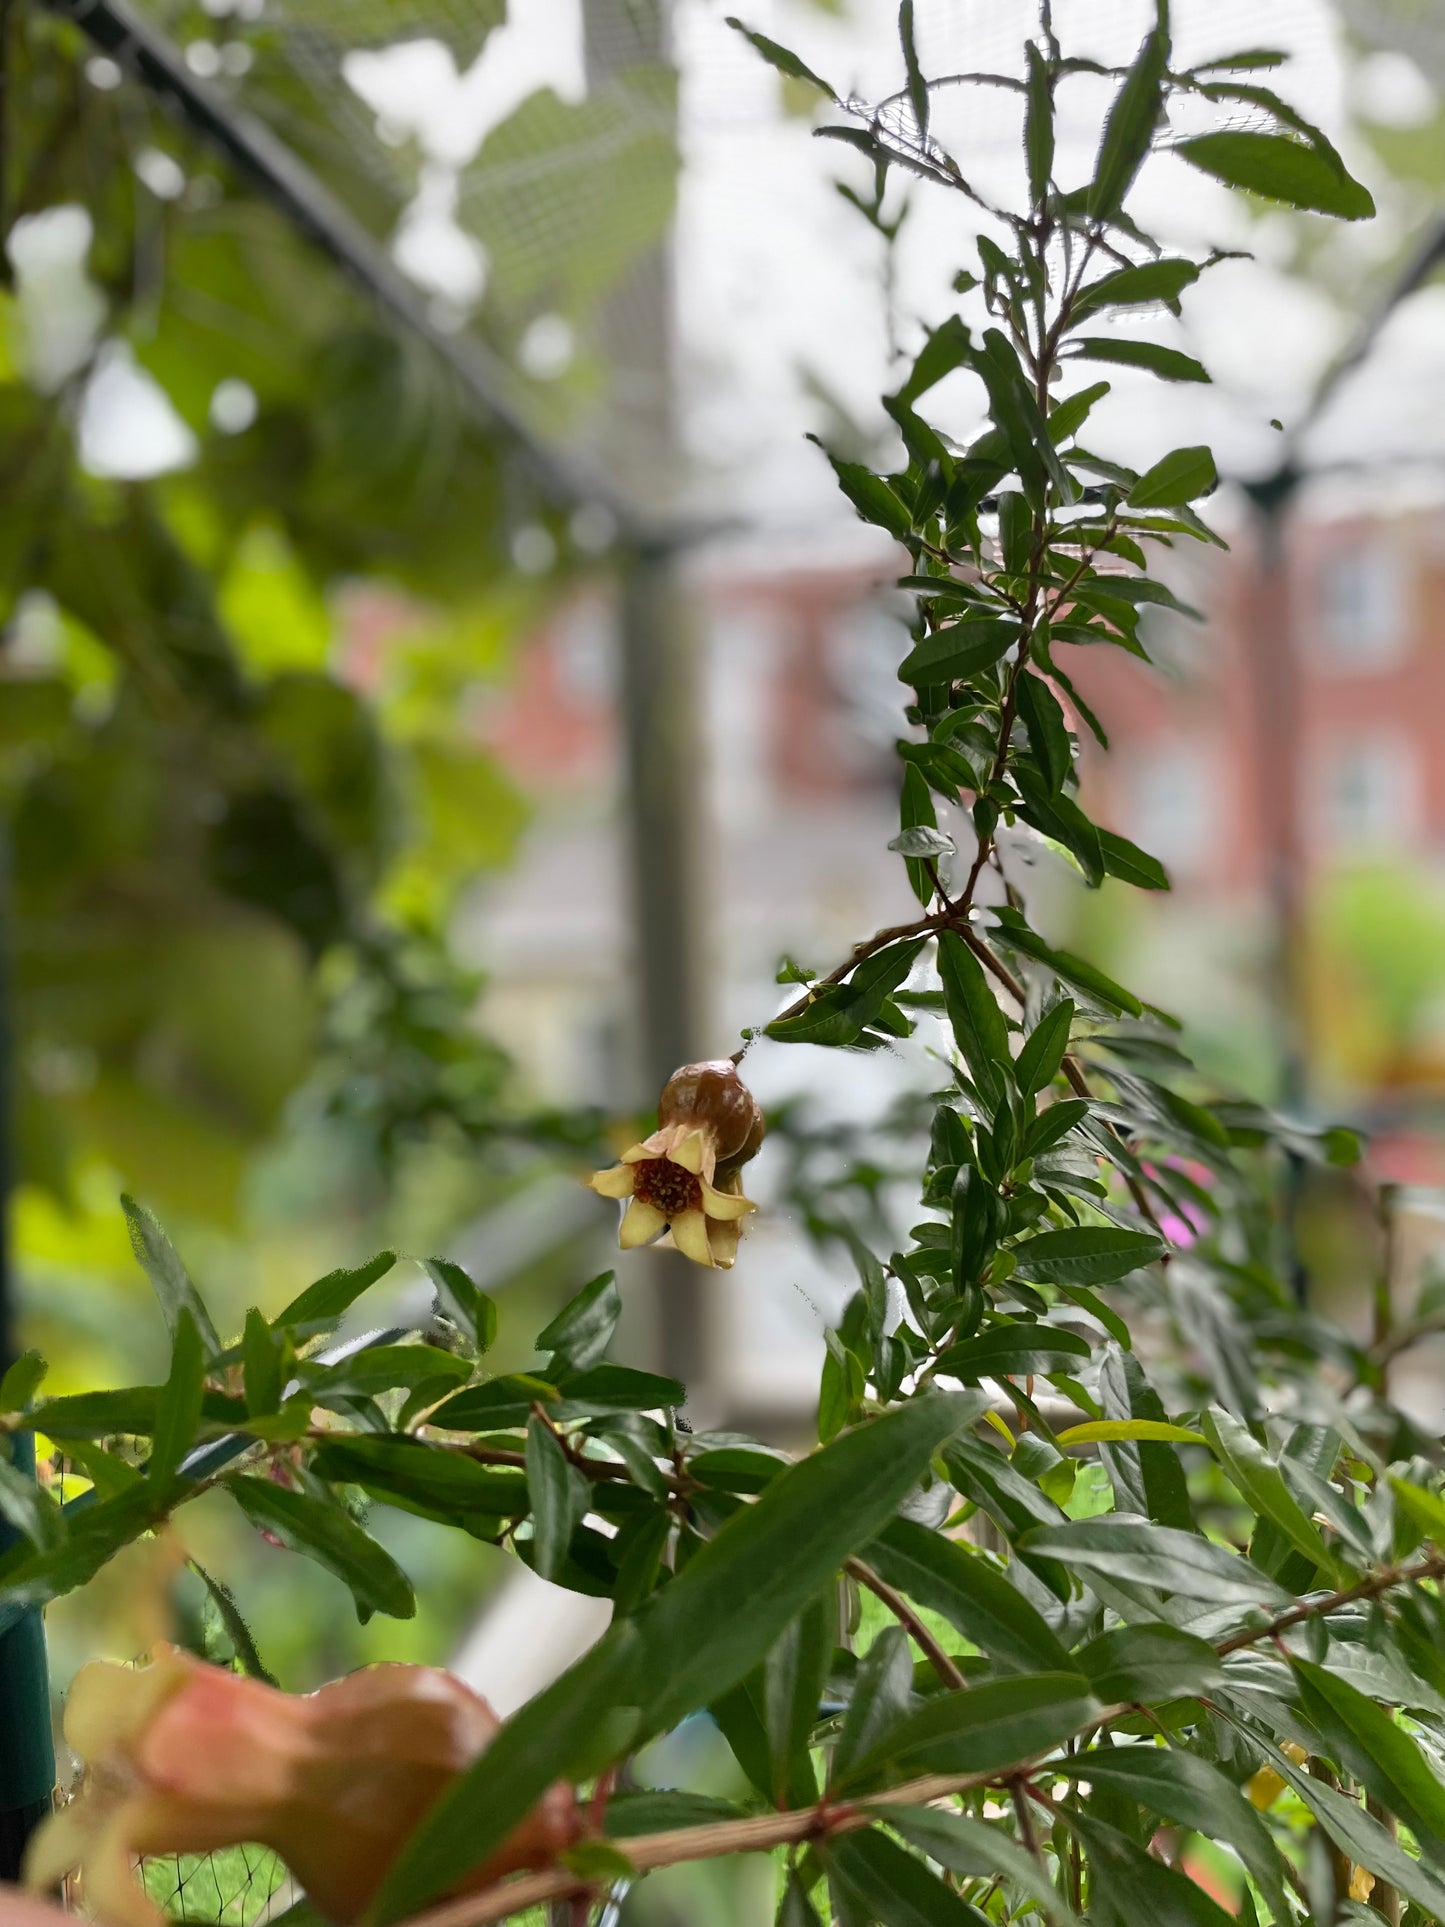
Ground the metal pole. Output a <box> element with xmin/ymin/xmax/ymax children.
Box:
<box><xmin>0</xmin><ymin>841</ymin><xmax>56</xmax><ymax>1881</ymax></box>
<box><xmin>583</xmin><ymin>1</ymin><xmax>713</xmax><ymax>1394</ymax></box>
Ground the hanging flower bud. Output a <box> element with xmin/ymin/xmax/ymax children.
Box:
<box><xmin>26</xmin><ymin>1646</ymin><xmax>575</xmax><ymax>1927</ymax></box>
<box><xmin>586</xmin><ymin>1059</ymin><xmax>764</xmax><ymax>1268</ymax></box>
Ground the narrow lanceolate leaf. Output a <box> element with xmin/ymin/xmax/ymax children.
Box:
<box><xmin>1014</xmin><ymin>1226</ymin><xmax>1163</xmax><ymax>1285</ymax></box>
<box><xmin>899</xmin><ymin>0</ymin><xmax>928</xmax><ymax>138</ymax></box>
<box><xmin>373</xmin><ymin>1394</ymin><xmax>979</xmax><ymax>1922</ymax></box>
<box><xmin>188</xmin><ymin>1558</ymin><xmax>278</xmax><ymax>1685</ymax></box>
<box><xmin>1292</xmin><ymin>1658</ymin><xmax>1445</xmax><ymax>1860</ymax></box>
<box><xmin>0</xmin><ymin>1483</ymin><xmax>168</xmax><ymax>1613</ymax></box>
<box><xmin>831</xmin><ymin>1625</ymin><xmax>915</xmax><ymax>1787</ymax></box>
<box><xmin>1019</xmin><ymin>1516</ymin><xmax>1289</xmax><ymax>1606</ymax></box>
<box><xmin>1069</xmin><ymin>258</ymin><xmax>1200</xmax><ymax>319</ymax></box>
<box><xmin>898</xmin><ymin>762</ymin><xmax>938</xmax><ymax>906</ymax></box>
<box><xmin>1058</xmin><ymin>1419</ymin><xmax>1206</xmax><ymax>1448</ymax></box>
<box><xmin>525</xmin><ymin>1416</ymin><xmax>590</xmax><ymax>1584</ymax></box>
<box><xmin>423</xmin><ymin>1257</ymin><xmax>498</xmax><ymax>1353</ymax></box>
<box><xmin>1067</xmin><ymin>1811</ymin><xmax>1237</xmax><ymax>1927</ymax></box>
<box><xmin>228</xmin><ymin>1475</ymin><xmax>415</xmax><ymax>1623</ymax></box>
<box><xmin>121</xmin><ymin>1195</ymin><xmax>221</xmax><ymax>1356</ymax></box>
<box><xmin>1075</xmin><ymin>1622</ymin><xmax>1223</xmax><ymax>1704</ymax></box>
<box><xmin>1015</xmin><ymin>670</ymin><xmax>1072</xmax><ymax>796</ymax></box>
<box><xmin>150</xmin><ymin>1310</ymin><xmax>206</xmax><ymax>1489</ymax></box>
<box><xmin>883</xmin><ymin>1806</ymin><xmax>1081</xmax><ymax>1927</ymax></box>
<box><xmin>272</xmin><ymin>1249</ymin><xmax>396</xmax><ymax>1329</ymax></box>
<box><xmin>1063</xmin><ymin>1745</ymin><xmax>1288</xmax><ymax>1921</ymax></box>
<box><xmin>1067</xmin><ymin>336</ymin><xmax>1210</xmax><ymax>383</ymax></box>
<box><xmin>841</xmin><ymin>1671</ymin><xmax>1100</xmax><ymax>1785</ymax></box>
<box><xmin>0</xmin><ymin>1437</ymin><xmax>65</xmax><ymax>1552</ymax></box>
<box><xmin>536</xmin><ymin>1272</ymin><xmax>621</xmax><ymax>1374</ymax></box>
<box><xmin>242</xmin><ymin>1307</ymin><xmax>284</xmax><ymax>1418</ymax></box>
<box><xmin>933</xmin><ymin>1323</ymin><xmax>1092</xmax><ymax>1383</ymax></box>
<box><xmin>827</xmin><ymin>1827</ymin><xmax>985</xmax><ymax>1927</ymax></box>
<box><xmin>864</xmin><ymin>1515</ymin><xmax>1072</xmax><ymax>1675</ymax></box>
<box><xmin>937</xmin><ymin>929</ymin><xmax>1011</xmax><ymax>1097</ymax></box>
<box><xmin>309</xmin><ymin>1437</ymin><xmax>528</xmax><ymax>1521</ymax></box>
<box><xmin>1177</xmin><ymin>130</ymin><xmax>1374</xmax><ymax>219</ymax></box>
<box><xmin>1089</xmin><ymin>23</ymin><xmax>1169</xmax><ymax>217</ymax></box>
<box><xmin>1014</xmin><ymin>999</ymin><xmax>1075</xmax><ymax>1096</ymax></box>
<box><xmin>1126</xmin><ymin>444</ymin><xmax>1217</xmax><ymax>508</ymax></box>
<box><xmin>1024</xmin><ymin>43</ymin><xmax>1054</xmax><ymax>205</ymax></box>
<box><xmin>897</xmin><ymin>619</ymin><xmax>1018</xmax><ymax>687</ymax></box>
<box><xmin>823</xmin><ymin>451</ymin><xmax>914</xmax><ymax>541</ymax></box>
<box><xmin>1244</xmin><ymin>1728</ymin><xmax>1445</xmax><ymax>1917</ymax></box>
<box><xmin>1099</xmin><ymin>828</ymin><xmax>1169</xmax><ymax>890</ymax></box>
<box><xmin>764</xmin><ymin>1590</ymin><xmax>833</xmax><ymax>1805</ymax></box>
<box><xmin>1201</xmin><ymin>1407</ymin><xmax>1349</xmax><ymax>1583</ymax></box>
<box><xmin>0</xmin><ymin>1352</ymin><xmax>47</xmax><ymax>1414</ymax></box>
<box><xmin>1095</xmin><ymin>1347</ymin><xmax>1197</xmax><ymax>1531</ymax></box>
<box><xmin>725</xmin><ymin>17</ymin><xmax>838</xmax><ymax>99</ymax></box>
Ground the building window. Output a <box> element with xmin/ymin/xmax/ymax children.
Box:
<box><xmin>1317</xmin><ymin>542</ymin><xmax>1406</xmax><ymax>671</ymax></box>
<box><xmin>1125</xmin><ymin>744</ymin><xmax>1214</xmax><ymax>880</ymax></box>
<box><xmin>1320</xmin><ymin>733</ymin><xmax>1417</xmax><ymax>848</ymax></box>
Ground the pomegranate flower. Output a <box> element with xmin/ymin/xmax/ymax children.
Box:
<box><xmin>586</xmin><ymin>1060</ymin><xmax>763</xmax><ymax>1269</ymax></box>
<box><xmin>26</xmin><ymin>1646</ymin><xmax>574</xmax><ymax>1927</ymax></box>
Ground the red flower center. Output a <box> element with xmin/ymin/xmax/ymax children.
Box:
<box><xmin>632</xmin><ymin>1157</ymin><xmax>702</xmax><ymax>1221</ymax></box>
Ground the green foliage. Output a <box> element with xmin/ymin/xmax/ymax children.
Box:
<box><xmin>9</xmin><ymin>10</ymin><xmax>1445</xmax><ymax>1927</ymax></box>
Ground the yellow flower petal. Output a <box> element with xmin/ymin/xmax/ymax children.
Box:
<box><xmin>668</xmin><ymin>1128</ymin><xmax>708</xmax><ymax>1175</ymax></box>
<box><xmin>585</xmin><ymin>1164</ymin><xmax>636</xmax><ymax>1200</ymax></box>
<box><xmin>619</xmin><ymin>1199</ymin><xmax>668</xmax><ymax>1249</ymax></box>
<box><xmin>86</xmin><ymin>1808</ymin><xmax>166</xmax><ymax>1927</ymax></box>
<box><xmin>706</xmin><ymin>1217</ymin><xmax>742</xmax><ymax>1269</ymax></box>
<box><xmin>66</xmin><ymin>1653</ymin><xmax>187</xmax><ymax>1759</ymax></box>
<box><xmin>621</xmin><ymin>1126</ymin><xmax>675</xmax><ymax>1163</ymax></box>
<box><xmin>699</xmin><ymin>1180</ymin><xmax>754</xmax><ymax>1221</ymax></box>
<box><xmin>669</xmin><ymin>1209</ymin><xmax>715</xmax><ymax>1268</ymax></box>
<box><xmin>24</xmin><ymin>1804</ymin><xmax>93</xmax><ymax>1895</ymax></box>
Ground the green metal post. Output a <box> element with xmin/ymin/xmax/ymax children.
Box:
<box><xmin>0</xmin><ymin>844</ymin><xmax>55</xmax><ymax>1879</ymax></box>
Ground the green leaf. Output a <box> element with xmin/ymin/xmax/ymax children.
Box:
<box><xmin>843</xmin><ymin>1670</ymin><xmax>1099</xmax><ymax>1784</ymax></box>
<box><xmin>1293</xmin><ymin>1657</ymin><xmax>1445</xmax><ymax>1859</ymax></box>
<box><xmin>20</xmin><ymin>1387</ymin><xmax>167</xmax><ymax>1440</ymax></box>
<box><xmin>1014</xmin><ymin>999</ymin><xmax>1075</xmax><ymax>1096</ymax></box>
<box><xmin>726</xmin><ymin>17</ymin><xmax>838</xmax><ymax>99</ymax></box>
<box><xmin>1089</xmin><ymin>24</ymin><xmax>1169</xmax><ymax>217</ymax></box>
<box><xmin>988</xmin><ymin>911</ymin><xmax>1142</xmax><ymax>1014</ymax></box>
<box><xmin>1099</xmin><ymin>827</ymin><xmax>1169</xmax><ymax>889</ymax></box>
<box><xmin>228</xmin><ymin>1475</ymin><xmax>415</xmax><ymax>1622</ymax></box>
<box><xmin>121</xmin><ymin>1195</ymin><xmax>221</xmax><ymax>1356</ymax></box>
<box><xmin>934</xmin><ymin>1323</ymin><xmax>1092</xmax><ymax>1382</ymax></box>
<box><xmin>1246</xmin><ymin>1730</ymin><xmax>1445</xmax><ymax>1917</ymax></box>
<box><xmin>827</xmin><ymin>1827</ymin><xmax>986</xmax><ymax>1927</ymax></box>
<box><xmin>309</xmin><ymin>1436</ymin><xmax>528</xmax><ymax>1521</ymax></box>
<box><xmin>1019</xmin><ymin>1516</ymin><xmax>1289</xmax><ymax>1605</ymax></box>
<box><xmin>937</xmin><ymin>930</ymin><xmax>1011</xmax><ymax>1096</ymax></box>
<box><xmin>603</xmin><ymin>1790</ymin><xmax>748</xmax><ymax>1838</ymax></box>
<box><xmin>1063</xmin><ymin>1745</ymin><xmax>1287</xmax><ymax>1920</ymax></box>
<box><xmin>242</xmin><ymin>1308</ymin><xmax>284</xmax><ymax>1418</ymax></box>
<box><xmin>1058</xmin><ymin>1419</ymin><xmax>1205</xmax><ymax>1448</ymax></box>
<box><xmin>423</xmin><ymin>1257</ymin><xmax>498</xmax><ymax>1354</ymax></box>
<box><xmin>896</xmin><ymin>315</ymin><xmax>972</xmax><ymax>407</ymax></box>
<box><xmin>535</xmin><ymin>1272</ymin><xmax>620</xmax><ymax>1374</ymax></box>
<box><xmin>1071</xmin><ymin>258</ymin><xmax>1201</xmax><ymax>320</ymax></box>
<box><xmin>1177</xmin><ymin>130</ymin><xmax>1374</xmax><ymax>218</ymax></box>
<box><xmin>525</xmin><ymin>1416</ymin><xmax>590</xmax><ymax>1584</ymax></box>
<box><xmin>1024</xmin><ymin>43</ymin><xmax>1054</xmax><ymax>206</ymax></box>
<box><xmin>1067</xmin><ymin>1811</ymin><xmax>1238</xmax><ymax>1927</ymax></box>
<box><xmin>188</xmin><ymin>1557</ymin><xmax>278</xmax><ymax>1685</ymax></box>
<box><xmin>864</xmin><ymin>1514</ymin><xmax>1073</xmax><ymax>1675</ymax></box>
<box><xmin>372</xmin><ymin>1395</ymin><xmax>979</xmax><ymax>1920</ymax></box>
<box><xmin>427</xmin><ymin>1373</ymin><xmax>561</xmax><ymax>1430</ymax></box>
<box><xmin>554</xmin><ymin>1364</ymin><xmax>684</xmax><ymax>1417</ymax></box>
<box><xmin>897</xmin><ymin>619</ymin><xmax>1018</xmax><ymax>687</ymax></box>
<box><xmin>1126</xmin><ymin>444</ymin><xmax>1217</xmax><ymax>508</ymax></box>
<box><xmin>1068</xmin><ymin>337</ymin><xmax>1210</xmax><ymax>383</ymax></box>
<box><xmin>302</xmin><ymin>1344</ymin><xmax>472</xmax><ymax>1400</ymax></box>
<box><xmin>1016</xmin><ymin>672</ymin><xmax>1072</xmax><ymax>796</ymax></box>
<box><xmin>898</xmin><ymin>763</ymin><xmax>938</xmax><ymax>906</ymax></box>
<box><xmin>1201</xmin><ymin>1407</ymin><xmax>1348</xmax><ymax>1583</ymax></box>
<box><xmin>768</xmin><ymin>938</ymin><xmax>927</xmax><ymax>1048</ymax></box>
<box><xmin>272</xmin><ymin>1250</ymin><xmax>397</xmax><ymax>1329</ymax></box>
<box><xmin>1047</xmin><ymin>381</ymin><xmax>1112</xmax><ymax>444</ymax></box>
<box><xmin>1075</xmin><ymin>1622</ymin><xmax>1223</xmax><ymax>1703</ymax></box>
<box><xmin>1014</xmin><ymin>1225</ymin><xmax>1163</xmax><ymax>1284</ymax></box>
<box><xmin>764</xmin><ymin>1589</ymin><xmax>832</xmax><ymax>1805</ymax></box>
<box><xmin>899</xmin><ymin>0</ymin><xmax>928</xmax><ymax>139</ymax></box>
<box><xmin>150</xmin><ymin>1310</ymin><xmax>205</xmax><ymax>1489</ymax></box>
<box><xmin>831</xmin><ymin>1625</ymin><xmax>915</xmax><ymax>1787</ymax></box>
<box><xmin>0</xmin><ymin>1352</ymin><xmax>47</xmax><ymax>1414</ymax></box>
<box><xmin>0</xmin><ymin>1483</ymin><xmax>168</xmax><ymax>1613</ymax></box>
<box><xmin>882</xmin><ymin>1806</ymin><xmax>1080</xmax><ymax>1927</ymax></box>
<box><xmin>0</xmin><ymin>1438</ymin><xmax>65</xmax><ymax>1553</ymax></box>
<box><xmin>1025</xmin><ymin>1098</ymin><xmax>1089</xmax><ymax>1158</ymax></box>
<box><xmin>822</xmin><ymin>449</ymin><xmax>914</xmax><ymax>541</ymax></box>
